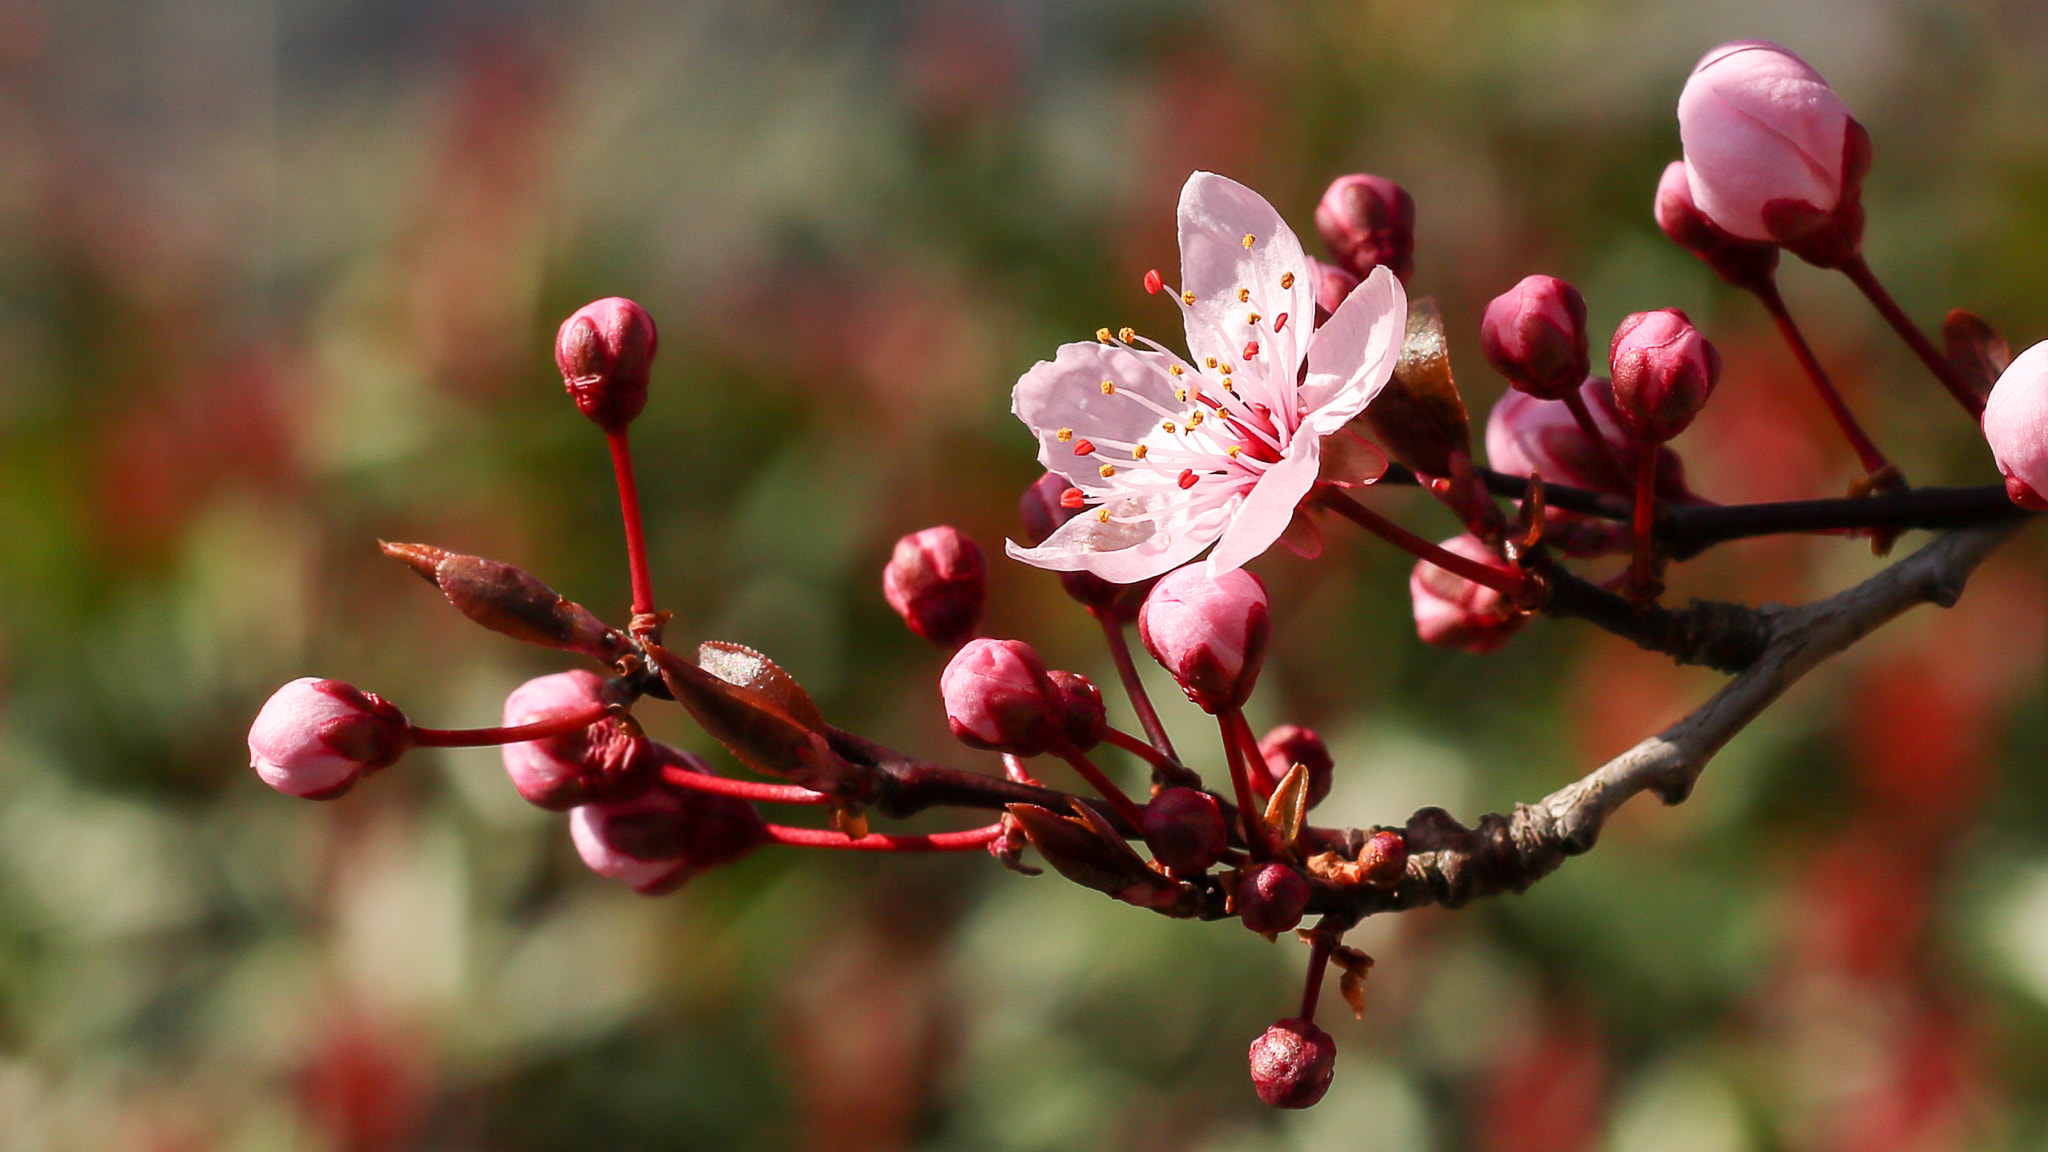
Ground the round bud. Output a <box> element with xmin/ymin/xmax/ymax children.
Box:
<box><xmin>554</xmin><ymin>297</ymin><xmax>658</xmax><ymax>433</ymax></box>
<box><xmin>1480</xmin><ymin>275</ymin><xmax>1591</xmax><ymax>401</ymax></box>
<box><xmin>1411</xmin><ymin>534</ymin><xmax>1528</xmax><ymax>654</ymax></box>
<box><xmin>1047</xmin><ymin>670</ymin><xmax>1107</xmax><ymax>752</ymax></box>
<box><xmin>1142</xmin><ymin>787</ymin><xmax>1230</xmax><ymax>875</ymax></box>
<box><xmin>1609</xmin><ymin>309</ymin><xmax>1722</xmax><ymax>444</ymax></box>
<box><xmin>882</xmin><ymin>526</ymin><xmax>986</xmax><ymax>648</ymax></box>
<box><xmin>939</xmin><ymin>638</ymin><xmax>1064</xmax><ymax>756</ymax></box>
<box><xmin>569</xmin><ymin>746</ymin><xmax>769</xmax><ymax>895</ymax></box>
<box><xmin>249</xmin><ymin>678</ymin><xmax>412</xmax><ymax>799</ymax></box>
<box><xmin>501</xmin><ymin>670</ymin><xmax>657</xmax><ymax>811</ymax></box>
<box><xmin>1357</xmin><ymin>829</ymin><xmax>1408</xmax><ymax>887</ymax></box>
<box><xmin>1653</xmin><ymin>160</ymin><xmax>1780</xmax><ymax>291</ymax></box>
<box><xmin>1237</xmin><ymin>862</ymin><xmax>1310</xmax><ymax>935</ymax></box>
<box><xmin>1138</xmin><ymin>565</ymin><xmax>1271</xmax><ymax>715</ymax></box>
<box><xmin>1306</xmin><ymin>257</ymin><xmax>1361</xmax><ymax>327</ymax></box>
<box><xmin>1019</xmin><ymin>472</ymin><xmax>1154</xmax><ymax>619</ymax></box>
<box><xmin>1256</xmin><ymin>724</ymin><xmax>1333</xmax><ymax>808</ymax></box>
<box><xmin>1983</xmin><ymin>340</ymin><xmax>2048</xmax><ymax>510</ymax></box>
<box><xmin>1248</xmin><ymin>1018</ymin><xmax>1337</xmax><ymax>1109</ymax></box>
<box><xmin>1315</xmin><ymin>174</ymin><xmax>1416</xmax><ymax>284</ymax></box>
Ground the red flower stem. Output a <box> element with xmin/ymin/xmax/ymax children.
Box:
<box><xmin>761</xmin><ymin>822</ymin><xmax>1005</xmax><ymax>851</ymax></box>
<box><xmin>1838</xmin><ymin>253</ymin><xmax>1984</xmax><ymax>418</ymax></box>
<box><xmin>1057</xmin><ymin>747</ymin><xmax>1150</xmax><ymax>830</ymax></box>
<box><xmin>1093</xmin><ymin>606</ymin><xmax>1179</xmax><ymax>761</ymax></box>
<box><xmin>409</xmin><ymin>701</ymin><xmax>612</xmax><ymax>747</ymax></box>
<box><xmin>607</xmin><ymin>429</ymin><xmax>659</xmax><ymax>618</ymax></box>
<box><xmin>1752</xmin><ymin>277</ymin><xmax>1894</xmax><ymax>475</ymax></box>
<box><xmin>1630</xmin><ymin>443</ymin><xmax>1659</xmax><ymax>598</ymax></box>
<box><xmin>1102</xmin><ymin>726</ymin><xmax>1175</xmax><ymax>773</ymax></box>
<box><xmin>1219</xmin><ymin>710</ymin><xmax>1269</xmax><ymax>858</ymax></box>
<box><xmin>659</xmin><ymin>762</ymin><xmax>833</xmax><ymax>805</ymax></box>
<box><xmin>1300</xmin><ymin>937</ymin><xmax>1332</xmax><ymax>1024</ymax></box>
<box><xmin>1316</xmin><ymin>489</ymin><xmax>1526</xmax><ymax>597</ymax></box>
<box><xmin>1559</xmin><ymin>389</ymin><xmax>1632</xmax><ymax>490</ymax></box>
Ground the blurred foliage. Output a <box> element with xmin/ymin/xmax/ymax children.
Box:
<box><xmin>1</xmin><ymin>0</ymin><xmax>2047</xmax><ymax>1149</ymax></box>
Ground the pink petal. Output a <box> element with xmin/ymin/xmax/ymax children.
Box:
<box><xmin>1301</xmin><ymin>266</ymin><xmax>1405</xmax><ymax>434</ymax></box>
<box><xmin>1177</xmin><ymin>172</ymin><xmax>1313</xmax><ymax>392</ymax></box>
<box><xmin>1012</xmin><ymin>340</ymin><xmax>1187</xmax><ymax>489</ymax></box>
<box><xmin>1005</xmin><ymin>494</ymin><xmax>1228</xmax><ymax>584</ymax></box>
<box><xmin>1204</xmin><ymin>437</ymin><xmax>1321</xmax><ymax>575</ymax></box>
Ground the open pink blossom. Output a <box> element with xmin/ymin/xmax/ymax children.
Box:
<box><xmin>1007</xmin><ymin>172</ymin><xmax>1407</xmax><ymax>581</ymax></box>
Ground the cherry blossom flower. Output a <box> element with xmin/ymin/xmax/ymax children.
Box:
<box><xmin>1007</xmin><ymin>172</ymin><xmax>1407</xmax><ymax>581</ymax></box>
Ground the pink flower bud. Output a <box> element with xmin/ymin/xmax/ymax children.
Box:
<box><xmin>1315</xmin><ymin>174</ymin><xmax>1415</xmax><ymax>284</ymax></box>
<box><xmin>882</xmin><ymin>526</ymin><xmax>986</xmax><ymax>648</ymax></box>
<box><xmin>1653</xmin><ymin>160</ymin><xmax>1779</xmax><ymax>291</ymax></box>
<box><xmin>1983</xmin><ymin>340</ymin><xmax>2048</xmax><ymax>511</ymax></box>
<box><xmin>1255</xmin><ymin>724</ymin><xmax>1333</xmax><ymax>809</ymax></box>
<box><xmin>940</xmin><ymin>638</ymin><xmax>1064</xmax><ymax>756</ymax></box>
<box><xmin>1248</xmin><ymin>1018</ymin><xmax>1337</xmax><ymax>1109</ymax></box>
<box><xmin>1047</xmin><ymin>670</ymin><xmax>1107</xmax><ymax>752</ymax></box>
<box><xmin>249</xmin><ymin>678</ymin><xmax>412</xmax><ymax>799</ymax></box>
<box><xmin>569</xmin><ymin>746</ymin><xmax>768</xmax><ymax>895</ymax></box>
<box><xmin>1141</xmin><ymin>787</ymin><xmax>1229</xmax><ymax>875</ymax></box>
<box><xmin>1609</xmin><ymin>309</ymin><xmax>1721</xmax><ymax>443</ymax></box>
<box><xmin>1019</xmin><ymin>472</ymin><xmax>1153</xmax><ymax>619</ymax></box>
<box><xmin>1358</xmin><ymin>829</ymin><xmax>1407</xmax><ymax>887</ymax></box>
<box><xmin>1410</xmin><ymin>535</ymin><xmax>1527</xmax><ymax>654</ymax></box>
<box><xmin>1677</xmin><ymin>41</ymin><xmax>1869</xmax><ymax>263</ymax></box>
<box><xmin>501</xmin><ymin>671</ymin><xmax>657</xmax><ymax>811</ymax></box>
<box><xmin>555</xmin><ymin>297</ymin><xmax>657</xmax><ymax>433</ymax></box>
<box><xmin>1138</xmin><ymin>566</ymin><xmax>1271</xmax><ymax>715</ymax></box>
<box><xmin>1237</xmin><ymin>861</ymin><xmax>1309</xmax><ymax>935</ymax></box>
<box><xmin>1307</xmin><ymin>257</ymin><xmax>1361</xmax><ymax>327</ymax></box>
<box><xmin>1480</xmin><ymin>275</ymin><xmax>1591</xmax><ymax>401</ymax></box>
<box><xmin>1484</xmin><ymin>378</ymin><xmax>1690</xmax><ymax>500</ymax></box>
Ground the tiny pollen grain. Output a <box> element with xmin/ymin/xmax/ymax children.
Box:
<box><xmin>1118</xmin><ymin>327</ymin><xmax>1135</xmax><ymax>343</ymax></box>
<box><xmin>1228</xmin><ymin>445</ymin><xmax>1242</xmax><ymax>458</ymax></box>
<box><xmin>1237</xmin><ymin>288</ymin><xmax>1250</xmax><ymax>303</ymax></box>
<box><xmin>1169</xmin><ymin>364</ymin><xmax>1184</xmax><ymax>376</ymax></box>
<box><xmin>1280</xmin><ymin>272</ymin><xmax>1295</xmax><ymax>289</ymax></box>
<box><xmin>1097</xmin><ymin>508</ymin><xmax>1111</xmax><ymax>522</ymax></box>
<box><xmin>1096</xmin><ymin>327</ymin><xmax>1112</xmax><ymax>342</ymax></box>
<box><xmin>1181</xmin><ymin>290</ymin><xmax>1196</xmax><ymax>305</ymax></box>
<box><xmin>1205</xmin><ymin>357</ymin><xmax>1219</xmax><ymax>369</ymax></box>
<box><xmin>1057</xmin><ymin>427</ymin><xmax>1074</xmax><ymax>441</ymax></box>
<box><xmin>1099</xmin><ymin>464</ymin><xmax>1116</xmax><ymax>478</ymax></box>
<box><xmin>1100</xmin><ymin>380</ymin><xmax>1116</xmax><ymax>395</ymax></box>
<box><xmin>1242</xmin><ymin>233</ymin><xmax>1255</xmax><ymax>249</ymax></box>
<box><xmin>1133</xmin><ymin>444</ymin><xmax>1149</xmax><ymax>459</ymax></box>
<box><xmin>1162</xmin><ymin>420</ymin><xmax>1177</xmax><ymax>433</ymax></box>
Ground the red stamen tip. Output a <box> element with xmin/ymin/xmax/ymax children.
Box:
<box><xmin>1144</xmin><ymin>269</ymin><xmax>1164</xmax><ymax>295</ymax></box>
<box><xmin>1059</xmin><ymin>486</ymin><xmax>1087</xmax><ymax>509</ymax></box>
<box><xmin>1178</xmin><ymin>469</ymin><xmax>1199</xmax><ymax>489</ymax></box>
<box><xmin>1274</xmin><ymin>312</ymin><xmax>1289</xmax><ymax>332</ymax></box>
<box><xmin>1243</xmin><ymin>340</ymin><xmax>1260</xmax><ymax>359</ymax></box>
<box><xmin>1073</xmin><ymin>439</ymin><xmax>1096</xmax><ymax>456</ymax></box>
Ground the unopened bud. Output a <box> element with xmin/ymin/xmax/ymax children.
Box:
<box><xmin>1020</xmin><ymin>472</ymin><xmax>1154</xmax><ymax>618</ymax></box>
<box><xmin>380</xmin><ymin>541</ymin><xmax>623</xmax><ymax>661</ymax></box>
<box><xmin>1653</xmin><ymin>160</ymin><xmax>1780</xmax><ymax>291</ymax></box>
<box><xmin>1237</xmin><ymin>861</ymin><xmax>1310</xmax><ymax>935</ymax></box>
<box><xmin>1411</xmin><ymin>534</ymin><xmax>1528</xmax><ymax>653</ymax></box>
<box><xmin>1142</xmin><ymin>787</ymin><xmax>1230</xmax><ymax>875</ymax></box>
<box><xmin>1609</xmin><ymin>309</ymin><xmax>1721</xmax><ymax>443</ymax></box>
<box><xmin>1047</xmin><ymin>670</ymin><xmax>1107</xmax><ymax>751</ymax></box>
<box><xmin>501</xmin><ymin>670</ymin><xmax>656</xmax><ymax>810</ymax></box>
<box><xmin>940</xmin><ymin>638</ymin><xmax>1064</xmax><ymax>756</ymax></box>
<box><xmin>1357</xmin><ymin>829</ymin><xmax>1408</xmax><ymax>887</ymax></box>
<box><xmin>1248</xmin><ymin>1018</ymin><xmax>1337</xmax><ymax>1109</ymax></box>
<box><xmin>569</xmin><ymin>746</ymin><xmax>768</xmax><ymax>894</ymax></box>
<box><xmin>1138</xmin><ymin>566</ymin><xmax>1271</xmax><ymax>715</ymax></box>
<box><xmin>882</xmin><ymin>526</ymin><xmax>986</xmax><ymax>648</ymax></box>
<box><xmin>248</xmin><ymin>678</ymin><xmax>412</xmax><ymax>799</ymax></box>
<box><xmin>1485</xmin><ymin>378</ymin><xmax>1691</xmax><ymax>503</ymax></box>
<box><xmin>1256</xmin><ymin>724</ymin><xmax>1333</xmax><ymax>808</ymax></box>
<box><xmin>1315</xmin><ymin>174</ymin><xmax>1415</xmax><ymax>284</ymax></box>
<box><xmin>1306</xmin><ymin>257</ymin><xmax>1360</xmax><ymax>327</ymax></box>
<box><xmin>555</xmin><ymin>297</ymin><xmax>658</xmax><ymax>432</ymax></box>
<box><xmin>1480</xmin><ymin>275</ymin><xmax>1591</xmax><ymax>401</ymax></box>
<box><xmin>1983</xmin><ymin>340</ymin><xmax>2048</xmax><ymax>510</ymax></box>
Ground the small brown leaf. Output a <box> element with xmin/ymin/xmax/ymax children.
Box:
<box><xmin>1262</xmin><ymin>763</ymin><xmax>1311</xmax><ymax>851</ymax></box>
<box><xmin>1007</xmin><ymin>803</ymin><xmax>1164</xmax><ymax>899</ymax></box>
<box><xmin>1944</xmin><ymin>309</ymin><xmax>2010</xmax><ymax>399</ymax></box>
<box><xmin>698</xmin><ymin>641</ymin><xmax>827</xmax><ymax>734</ymax></box>
<box><xmin>644</xmin><ymin>642</ymin><xmax>864</xmax><ymax>795</ymax></box>
<box><xmin>832</xmin><ymin>807</ymin><xmax>869</xmax><ymax>840</ymax></box>
<box><xmin>1278</xmin><ymin>509</ymin><xmax>1324</xmax><ymax>559</ymax></box>
<box><xmin>1316</xmin><ymin>429</ymin><xmax>1388</xmax><ymax>488</ymax></box>
<box><xmin>1361</xmin><ymin>297</ymin><xmax>1471</xmax><ymax>477</ymax></box>
<box><xmin>380</xmin><ymin>541</ymin><xmax>624</xmax><ymax>662</ymax></box>
<box><xmin>1331</xmin><ymin>946</ymin><xmax>1375</xmax><ymax>1020</ymax></box>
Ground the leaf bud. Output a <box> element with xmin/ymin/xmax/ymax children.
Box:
<box><xmin>881</xmin><ymin>526</ymin><xmax>986</xmax><ymax>648</ymax></box>
<box><xmin>555</xmin><ymin>296</ymin><xmax>657</xmax><ymax>433</ymax></box>
<box><xmin>1357</xmin><ymin>829</ymin><xmax>1408</xmax><ymax>887</ymax></box>
<box><xmin>380</xmin><ymin>541</ymin><xmax>623</xmax><ymax>662</ymax></box>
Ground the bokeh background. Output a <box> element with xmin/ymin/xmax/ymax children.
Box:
<box><xmin>3</xmin><ymin>0</ymin><xmax>2048</xmax><ymax>1148</ymax></box>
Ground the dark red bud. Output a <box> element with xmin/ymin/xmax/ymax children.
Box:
<box><xmin>882</xmin><ymin>526</ymin><xmax>986</xmax><ymax>648</ymax></box>
<box><xmin>1609</xmin><ymin>308</ymin><xmax>1721</xmax><ymax>443</ymax></box>
<box><xmin>1315</xmin><ymin>174</ymin><xmax>1416</xmax><ymax>284</ymax></box>
<box><xmin>1357</xmin><ymin>830</ymin><xmax>1407</xmax><ymax>887</ymax></box>
<box><xmin>1254</xmin><ymin>724</ymin><xmax>1333</xmax><ymax>808</ymax></box>
<box><xmin>1237</xmin><ymin>862</ymin><xmax>1310</xmax><ymax>935</ymax></box>
<box><xmin>555</xmin><ymin>297</ymin><xmax>657</xmax><ymax>433</ymax></box>
<box><xmin>1480</xmin><ymin>275</ymin><xmax>1592</xmax><ymax>401</ymax></box>
<box><xmin>1248</xmin><ymin>1018</ymin><xmax>1337</xmax><ymax>1109</ymax></box>
<box><xmin>1141</xmin><ymin>787</ymin><xmax>1230</xmax><ymax>875</ymax></box>
<box><xmin>1047</xmin><ymin>670</ymin><xmax>1107</xmax><ymax>751</ymax></box>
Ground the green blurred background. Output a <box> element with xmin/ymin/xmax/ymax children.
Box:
<box><xmin>3</xmin><ymin>0</ymin><xmax>2048</xmax><ymax>1148</ymax></box>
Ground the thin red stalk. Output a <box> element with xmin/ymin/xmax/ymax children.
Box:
<box><xmin>1559</xmin><ymin>389</ymin><xmax>1631</xmax><ymax>491</ymax></box>
<box><xmin>607</xmin><ymin>429</ymin><xmax>659</xmax><ymax>617</ymax></box>
<box><xmin>1753</xmin><ymin>277</ymin><xmax>1893</xmax><ymax>475</ymax></box>
<box><xmin>1094</xmin><ymin>607</ymin><xmax>1178</xmax><ymax>761</ymax></box>
<box><xmin>1838</xmin><ymin>253</ymin><xmax>1984</xmax><ymax>418</ymax></box>
<box><xmin>659</xmin><ymin>762</ymin><xmax>832</xmax><ymax>805</ymax></box>
<box><xmin>1316</xmin><ymin>489</ymin><xmax>1526</xmax><ymax>596</ymax></box>
<box><xmin>1102</xmin><ymin>726</ymin><xmax>1174</xmax><ymax>773</ymax></box>
<box><xmin>1630</xmin><ymin>444</ymin><xmax>1658</xmax><ymax>598</ymax></box>
<box><xmin>410</xmin><ymin>701</ymin><xmax>611</xmax><ymax>747</ymax></box>
<box><xmin>761</xmin><ymin>823</ymin><xmax>1004</xmax><ymax>851</ymax></box>
<box><xmin>1057</xmin><ymin>747</ymin><xmax>1150</xmax><ymax>830</ymax></box>
<box><xmin>1300</xmin><ymin>938</ymin><xmax>1332</xmax><ymax>1023</ymax></box>
<box><xmin>1219</xmin><ymin>710</ymin><xmax>1269</xmax><ymax>858</ymax></box>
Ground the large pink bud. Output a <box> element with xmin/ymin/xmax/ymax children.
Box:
<box><xmin>940</xmin><ymin>638</ymin><xmax>1064</xmax><ymax>756</ymax></box>
<box><xmin>501</xmin><ymin>671</ymin><xmax>657</xmax><ymax>811</ymax></box>
<box><xmin>1480</xmin><ymin>275</ymin><xmax>1590</xmax><ymax>401</ymax></box>
<box><xmin>1609</xmin><ymin>309</ymin><xmax>1721</xmax><ymax>443</ymax></box>
<box><xmin>1314</xmin><ymin>174</ymin><xmax>1415</xmax><ymax>284</ymax></box>
<box><xmin>249</xmin><ymin>678</ymin><xmax>412</xmax><ymax>799</ymax></box>
<box><xmin>568</xmin><ymin>746</ymin><xmax>769</xmax><ymax>895</ymax></box>
<box><xmin>1249</xmin><ymin>1018</ymin><xmax>1337</xmax><ymax>1109</ymax></box>
<box><xmin>1677</xmin><ymin>41</ymin><xmax>1869</xmax><ymax>264</ymax></box>
<box><xmin>1485</xmin><ymin>378</ymin><xmax>1690</xmax><ymax>500</ymax></box>
<box><xmin>1138</xmin><ymin>566</ymin><xmax>1271</xmax><ymax>715</ymax></box>
<box><xmin>882</xmin><ymin>526</ymin><xmax>986</xmax><ymax>648</ymax></box>
<box><xmin>1411</xmin><ymin>535</ymin><xmax>1527</xmax><ymax>654</ymax></box>
<box><xmin>555</xmin><ymin>297</ymin><xmax>658</xmax><ymax>432</ymax></box>
<box><xmin>1653</xmin><ymin>160</ymin><xmax>1779</xmax><ymax>291</ymax></box>
<box><xmin>1983</xmin><ymin>340</ymin><xmax>2048</xmax><ymax>510</ymax></box>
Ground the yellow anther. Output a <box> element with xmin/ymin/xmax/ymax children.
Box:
<box><xmin>1228</xmin><ymin>445</ymin><xmax>1242</xmax><ymax>458</ymax></box>
<box><xmin>1096</xmin><ymin>327</ymin><xmax>1112</xmax><ymax>342</ymax></box>
<box><xmin>1133</xmin><ymin>444</ymin><xmax>1149</xmax><ymax>459</ymax></box>
<box><xmin>1175</xmin><ymin>388</ymin><xmax>1188</xmax><ymax>402</ymax></box>
<box><xmin>1169</xmin><ymin>364</ymin><xmax>1184</xmax><ymax>376</ymax></box>
<box><xmin>1242</xmin><ymin>233</ymin><xmax>1255</xmax><ymax>249</ymax></box>
<box><xmin>1057</xmin><ymin>427</ymin><xmax>1074</xmax><ymax>442</ymax></box>
<box><xmin>1162</xmin><ymin>420</ymin><xmax>1177</xmax><ymax>433</ymax></box>
<box><xmin>1118</xmin><ymin>327</ymin><xmax>1135</xmax><ymax>343</ymax></box>
<box><xmin>1248</xmin><ymin>313</ymin><xmax>1261</xmax><ymax>325</ymax></box>
<box><xmin>1099</xmin><ymin>463</ymin><xmax>1116</xmax><ymax>478</ymax></box>
<box><xmin>1100</xmin><ymin>380</ymin><xmax>1116</xmax><ymax>395</ymax></box>
<box><xmin>1222</xmin><ymin>363</ymin><xmax>1234</xmax><ymax>374</ymax></box>
<box><xmin>1181</xmin><ymin>290</ymin><xmax>1195</xmax><ymax>305</ymax></box>
<box><xmin>1187</xmin><ymin>411</ymin><xmax>1205</xmax><ymax>428</ymax></box>
<box><xmin>1097</xmin><ymin>508</ymin><xmax>1111</xmax><ymax>523</ymax></box>
<box><xmin>1205</xmin><ymin>357</ymin><xmax>1218</xmax><ymax>369</ymax></box>
<box><xmin>1237</xmin><ymin>288</ymin><xmax>1250</xmax><ymax>303</ymax></box>
<box><xmin>1280</xmin><ymin>272</ymin><xmax>1295</xmax><ymax>289</ymax></box>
